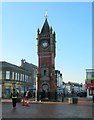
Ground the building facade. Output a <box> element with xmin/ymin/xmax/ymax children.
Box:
<box><xmin>86</xmin><ymin>69</ymin><xmax>94</xmax><ymax>98</ymax></box>
<box><xmin>64</xmin><ymin>82</ymin><xmax>85</xmax><ymax>96</ymax></box>
<box><xmin>0</xmin><ymin>60</ymin><xmax>37</xmax><ymax>98</ymax></box>
<box><xmin>37</xmin><ymin>18</ymin><xmax>57</xmax><ymax>100</ymax></box>
<box><xmin>55</xmin><ymin>70</ymin><xmax>63</xmax><ymax>95</ymax></box>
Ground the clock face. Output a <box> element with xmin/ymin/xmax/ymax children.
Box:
<box><xmin>42</xmin><ymin>40</ymin><xmax>48</xmax><ymax>48</ymax></box>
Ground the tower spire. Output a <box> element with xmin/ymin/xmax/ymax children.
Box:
<box><xmin>41</xmin><ymin>11</ymin><xmax>50</xmax><ymax>34</ymax></box>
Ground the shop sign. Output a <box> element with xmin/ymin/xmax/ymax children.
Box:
<box><xmin>86</xmin><ymin>84</ymin><xmax>94</xmax><ymax>88</ymax></box>
<box><xmin>4</xmin><ymin>83</ymin><xmax>12</xmax><ymax>86</ymax></box>
<box><xmin>87</xmin><ymin>78</ymin><xmax>94</xmax><ymax>80</ymax></box>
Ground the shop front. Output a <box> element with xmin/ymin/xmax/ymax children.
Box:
<box><xmin>86</xmin><ymin>84</ymin><xmax>94</xmax><ymax>98</ymax></box>
<box><xmin>86</xmin><ymin>69</ymin><xmax>94</xmax><ymax>98</ymax></box>
<box><xmin>2</xmin><ymin>83</ymin><xmax>12</xmax><ymax>98</ymax></box>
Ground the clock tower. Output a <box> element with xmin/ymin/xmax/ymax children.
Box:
<box><xmin>37</xmin><ymin>18</ymin><xmax>57</xmax><ymax>101</ymax></box>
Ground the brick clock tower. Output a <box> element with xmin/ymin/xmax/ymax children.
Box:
<box><xmin>37</xmin><ymin>18</ymin><xmax>57</xmax><ymax>101</ymax></box>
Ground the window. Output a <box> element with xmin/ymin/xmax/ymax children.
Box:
<box><xmin>12</xmin><ymin>72</ymin><xmax>14</xmax><ymax>80</ymax></box>
<box><xmin>19</xmin><ymin>74</ymin><xmax>21</xmax><ymax>81</ymax></box>
<box><xmin>29</xmin><ymin>76</ymin><xmax>31</xmax><ymax>82</ymax></box>
<box><xmin>24</xmin><ymin>75</ymin><xmax>28</xmax><ymax>82</ymax></box>
<box><xmin>26</xmin><ymin>75</ymin><xmax>28</xmax><ymax>82</ymax></box>
<box><xmin>25</xmin><ymin>75</ymin><xmax>26</xmax><ymax>81</ymax></box>
<box><xmin>44</xmin><ymin>70</ymin><xmax>46</xmax><ymax>76</ymax></box>
<box><xmin>15</xmin><ymin>73</ymin><xmax>17</xmax><ymax>80</ymax></box>
<box><xmin>22</xmin><ymin>74</ymin><xmax>24</xmax><ymax>81</ymax></box>
<box><xmin>91</xmin><ymin>80</ymin><xmax>94</xmax><ymax>83</ymax></box>
<box><xmin>0</xmin><ymin>71</ymin><xmax>2</xmax><ymax>79</ymax></box>
<box><xmin>92</xmin><ymin>72</ymin><xmax>94</xmax><ymax>77</ymax></box>
<box><xmin>33</xmin><ymin>70</ymin><xmax>36</xmax><ymax>78</ymax></box>
<box><xmin>87</xmin><ymin>72</ymin><xmax>94</xmax><ymax>80</ymax></box>
<box><xmin>6</xmin><ymin>71</ymin><xmax>10</xmax><ymax>79</ymax></box>
<box><xmin>89</xmin><ymin>88</ymin><xmax>94</xmax><ymax>95</ymax></box>
<box><xmin>18</xmin><ymin>73</ymin><xmax>20</xmax><ymax>81</ymax></box>
<box><xmin>20</xmin><ymin>74</ymin><xmax>23</xmax><ymax>81</ymax></box>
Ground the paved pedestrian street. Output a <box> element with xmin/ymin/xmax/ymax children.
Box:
<box><xmin>1</xmin><ymin>99</ymin><xmax>93</xmax><ymax>119</ymax></box>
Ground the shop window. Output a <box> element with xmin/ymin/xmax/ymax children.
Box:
<box><xmin>89</xmin><ymin>88</ymin><xmax>94</xmax><ymax>95</ymax></box>
<box><xmin>0</xmin><ymin>71</ymin><xmax>2</xmax><ymax>79</ymax></box>
<box><xmin>6</xmin><ymin>71</ymin><xmax>10</xmax><ymax>79</ymax></box>
<box><xmin>91</xmin><ymin>80</ymin><xmax>94</xmax><ymax>83</ymax></box>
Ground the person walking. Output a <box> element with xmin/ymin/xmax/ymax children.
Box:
<box><xmin>21</xmin><ymin>90</ymin><xmax>30</xmax><ymax>107</ymax></box>
<box><xmin>24</xmin><ymin>91</ymin><xmax>26</xmax><ymax>98</ymax></box>
<box><xmin>11</xmin><ymin>88</ymin><xmax>18</xmax><ymax>108</ymax></box>
<box><xmin>25</xmin><ymin>90</ymin><xmax>30</xmax><ymax>100</ymax></box>
<box><xmin>25</xmin><ymin>90</ymin><xmax>29</xmax><ymax>100</ymax></box>
<box><xmin>62</xmin><ymin>94</ymin><xmax>64</xmax><ymax>102</ymax></box>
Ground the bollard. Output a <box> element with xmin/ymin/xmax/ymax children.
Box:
<box><xmin>73</xmin><ymin>97</ymin><xmax>78</xmax><ymax>104</ymax></box>
<box><xmin>68</xmin><ymin>97</ymin><xmax>78</xmax><ymax>104</ymax></box>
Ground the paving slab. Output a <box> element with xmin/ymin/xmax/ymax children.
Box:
<box><xmin>1</xmin><ymin>100</ymin><xmax>93</xmax><ymax>119</ymax></box>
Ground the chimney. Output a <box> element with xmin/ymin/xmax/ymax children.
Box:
<box><xmin>21</xmin><ymin>59</ymin><xmax>26</xmax><ymax>66</ymax></box>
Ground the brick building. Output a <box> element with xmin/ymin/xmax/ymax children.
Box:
<box><xmin>0</xmin><ymin>60</ymin><xmax>37</xmax><ymax>98</ymax></box>
<box><xmin>37</xmin><ymin>18</ymin><xmax>57</xmax><ymax>101</ymax></box>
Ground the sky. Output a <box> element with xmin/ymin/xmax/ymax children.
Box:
<box><xmin>1</xmin><ymin>2</ymin><xmax>92</xmax><ymax>84</ymax></box>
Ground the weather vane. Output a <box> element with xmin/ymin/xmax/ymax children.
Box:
<box><xmin>45</xmin><ymin>10</ymin><xmax>48</xmax><ymax>18</ymax></box>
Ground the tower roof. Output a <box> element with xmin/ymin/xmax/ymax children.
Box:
<box><xmin>41</xmin><ymin>18</ymin><xmax>50</xmax><ymax>34</ymax></box>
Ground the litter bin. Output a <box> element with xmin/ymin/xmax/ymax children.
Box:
<box><xmin>73</xmin><ymin>97</ymin><xmax>78</xmax><ymax>104</ymax></box>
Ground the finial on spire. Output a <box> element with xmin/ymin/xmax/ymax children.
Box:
<box><xmin>45</xmin><ymin>10</ymin><xmax>48</xmax><ymax>19</ymax></box>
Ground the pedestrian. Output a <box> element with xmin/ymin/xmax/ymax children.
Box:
<box><xmin>24</xmin><ymin>91</ymin><xmax>26</xmax><ymax>98</ymax></box>
<box><xmin>11</xmin><ymin>88</ymin><xmax>18</xmax><ymax>108</ymax></box>
<box><xmin>25</xmin><ymin>90</ymin><xmax>30</xmax><ymax>100</ymax></box>
<box><xmin>62</xmin><ymin>94</ymin><xmax>64</xmax><ymax>102</ymax></box>
<box><xmin>22</xmin><ymin>90</ymin><xmax>30</xmax><ymax>107</ymax></box>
